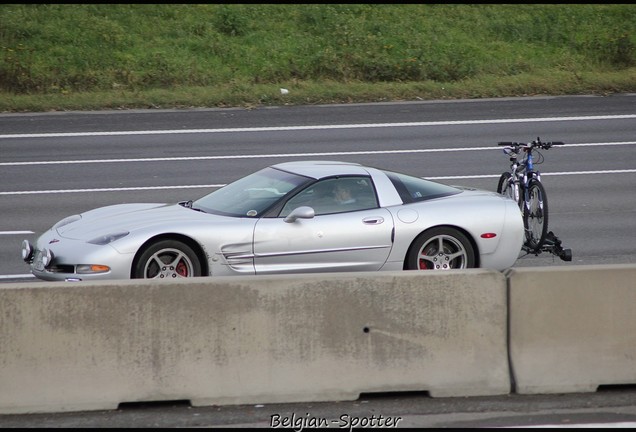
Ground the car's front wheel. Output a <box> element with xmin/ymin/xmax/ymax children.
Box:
<box><xmin>406</xmin><ymin>227</ymin><xmax>476</xmax><ymax>270</ymax></box>
<box><xmin>132</xmin><ymin>239</ymin><xmax>202</xmax><ymax>279</ymax></box>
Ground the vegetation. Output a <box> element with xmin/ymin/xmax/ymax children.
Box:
<box><xmin>1</xmin><ymin>4</ymin><xmax>634</xmax><ymax>112</ymax></box>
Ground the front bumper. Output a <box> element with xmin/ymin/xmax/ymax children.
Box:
<box><xmin>23</xmin><ymin>231</ymin><xmax>134</xmax><ymax>281</ymax></box>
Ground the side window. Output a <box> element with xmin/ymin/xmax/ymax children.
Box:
<box><xmin>279</xmin><ymin>176</ymin><xmax>378</xmax><ymax>217</ymax></box>
<box><xmin>384</xmin><ymin>170</ymin><xmax>461</xmax><ymax>203</ymax></box>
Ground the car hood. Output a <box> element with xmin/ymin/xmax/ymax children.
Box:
<box><xmin>55</xmin><ymin>203</ymin><xmax>229</xmax><ymax>240</ymax></box>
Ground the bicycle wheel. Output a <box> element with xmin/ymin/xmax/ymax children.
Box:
<box><xmin>523</xmin><ymin>179</ymin><xmax>548</xmax><ymax>251</ymax></box>
<box><xmin>497</xmin><ymin>172</ymin><xmax>521</xmax><ymax>207</ymax></box>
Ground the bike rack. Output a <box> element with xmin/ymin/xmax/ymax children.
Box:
<box><xmin>522</xmin><ymin>230</ymin><xmax>573</xmax><ymax>262</ymax></box>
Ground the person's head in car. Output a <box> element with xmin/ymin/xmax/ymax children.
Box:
<box><xmin>333</xmin><ymin>182</ymin><xmax>356</xmax><ymax>205</ymax></box>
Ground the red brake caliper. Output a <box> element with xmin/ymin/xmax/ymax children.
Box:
<box><xmin>176</xmin><ymin>260</ymin><xmax>188</xmax><ymax>277</ymax></box>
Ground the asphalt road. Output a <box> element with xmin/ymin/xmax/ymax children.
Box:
<box><xmin>1</xmin><ymin>95</ymin><xmax>635</xmax><ymax>427</ymax></box>
<box><xmin>3</xmin><ymin>388</ymin><xmax>636</xmax><ymax>428</ymax></box>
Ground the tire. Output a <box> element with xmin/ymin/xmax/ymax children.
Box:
<box><xmin>406</xmin><ymin>227</ymin><xmax>476</xmax><ymax>270</ymax></box>
<box><xmin>132</xmin><ymin>239</ymin><xmax>202</xmax><ymax>279</ymax></box>
<box><xmin>523</xmin><ymin>179</ymin><xmax>548</xmax><ymax>251</ymax></box>
<box><xmin>497</xmin><ymin>172</ymin><xmax>520</xmax><ymax>207</ymax></box>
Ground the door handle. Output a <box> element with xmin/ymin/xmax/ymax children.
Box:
<box><xmin>362</xmin><ymin>216</ymin><xmax>384</xmax><ymax>225</ymax></box>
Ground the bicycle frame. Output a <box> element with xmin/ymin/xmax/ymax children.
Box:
<box><xmin>500</xmin><ymin>143</ymin><xmax>542</xmax><ymax>205</ymax></box>
<box><xmin>520</xmin><ymin>147</ymin><xmax>542</xmax><ymax>212</ymax></box>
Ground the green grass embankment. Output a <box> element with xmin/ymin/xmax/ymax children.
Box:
<box><xmin>1</xmin><ymin>4</ymin><xmax>634</xmax><ymax>112</ymax></box>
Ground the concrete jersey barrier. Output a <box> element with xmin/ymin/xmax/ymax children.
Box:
<box><xmin>0</xmin><ymin>269</ymin><xmax>510</xmax><ymax>414</ymax></box>
<box><xmin>507</xmin><ymin>263</ymin><xmax>636</xmax><ymax>394</ymax></box>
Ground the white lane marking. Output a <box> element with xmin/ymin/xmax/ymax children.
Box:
<box><xmin>429</xmin><ymin>169</ymin><xmax>636</xmax><ymax>180</ymax></box>
<box><xmin>1</xmin><ymin>141</ymin><xmax>635</xmax><ymax>167</ymax></box>
<box><xmin>1</xmin><ymin>170</ymin><xmax>635</xmax><ymax>196</ymax></box>
<box><xmin>0</xmin><ymin>274</ymin><xmax>35</xmax><ymax>280</ymax></box>
<box><xmin>3</xmin><ymin>147</ymin><xmax>495</xmax><ymax>166</ymax></box>
<box><xmin>0</xmin><ymin>231</ymin><xmax>34</xmax><ymax>234</ymax></box>
<box><xmin>501</xmin><ymin>422</ymin><xmax>636</xmax><ymax>428</ymax></box>
<box><xmin>1</xmin><ymin>115</ymin><xmax>635</xmax><ymax>139</ymax></box>
<box><xmin>0</xmin><ymin>184</ymin><xmax>225</xmax><ymax>195</ymax></box>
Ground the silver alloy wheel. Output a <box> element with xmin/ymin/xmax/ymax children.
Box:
<box><xmin>143</xmin><ymin>247</ymin><xmax>195</xmax><ymax>279</ymax></box>
<box><xmin>417</xmin><ymin>234</ymin><xmax>469</xmax><ymax>270</ymax></box>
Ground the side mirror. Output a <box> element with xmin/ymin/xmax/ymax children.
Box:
<box><xmin>284</xmin><ymin>206</ymin><xmax>315</xmax><ymax>223</ymax></box>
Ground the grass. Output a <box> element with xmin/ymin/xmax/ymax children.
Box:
<box><xmin>1</xmin><ymin>4</ymin><xmax>635</xmax><ymax>112</ymax></box>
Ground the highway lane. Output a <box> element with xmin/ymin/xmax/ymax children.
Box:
<box><xmin>1</xmin><ymin>95</ymin><xmax>635</xmax><ymax>280</ymax></box>
<box><xmin>1</xmin><ymin>95</ymin><xmax>636</xmax><ymax>426</ymax></box>
<box><xmin>1</xmin><ymin>93</ymin><xmax>634</xmax><ymax>135</ymax></box>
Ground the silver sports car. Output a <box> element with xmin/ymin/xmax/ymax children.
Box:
<box><xmin>22</xmin><ymin>161</ymin><xmax>524</xmax><ymax>282</ymax></box>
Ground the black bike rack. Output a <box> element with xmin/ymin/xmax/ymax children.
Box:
<box><xmin>522</xmin><ymin>230</ymin><xmax>573</xmax><ymax>262</ymax></box>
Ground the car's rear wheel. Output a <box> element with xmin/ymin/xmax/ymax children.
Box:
<box><xmin>133</xmin><ymin>239</ymin><xmax>202</xmax><ymax>279</ymax></box>
<box><xmin>406</xmin><ymin>227</ymin><xmax>476</xmax><ymax>270</ymax></box>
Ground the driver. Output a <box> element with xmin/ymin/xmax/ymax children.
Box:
<box><xmin>333</xmin><ymin>182</ymin><xmax>357</xmax><ymax>205</ymax></box>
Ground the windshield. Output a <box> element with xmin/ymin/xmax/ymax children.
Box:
<box><xmin>193</xmin><ymin>167</ymin><xmax>311</xmax><ymax>217</ymax></box>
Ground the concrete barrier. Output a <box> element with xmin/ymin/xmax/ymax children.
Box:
<box><xmin>0</xmin><ymin>269</ymin><xmax>510</xmax><ymax>414</ymax></box>
<box><xmin>508</xmin><ymin>264</ymin><xmax>636</xmax><ymax>394</ymax></box>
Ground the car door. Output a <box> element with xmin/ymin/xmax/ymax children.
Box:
<box><xmin>252</xmin><ymin>176</ymin><xmax>394</xmax><ymax>274</ymax></box>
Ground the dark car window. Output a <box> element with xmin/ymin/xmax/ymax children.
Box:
<box><xmin>383</xmin><ymin>170</ymin><xmax>461</xmax><ymax>203</ymax></box>
<box><xmin>279</xmin><ymin>176</ymin><xmax>379</xmax><ymax>217</ymax></box>
<box><xmin>193</xmin><ymin>167</ymin><xmax>311</xmax><ymax>217</ymax></box>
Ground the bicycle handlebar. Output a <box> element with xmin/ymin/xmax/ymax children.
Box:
<box><xmin>497</xmin><ymin>138</ymin><xmax>564</xmax><ymax>150</ymax></box>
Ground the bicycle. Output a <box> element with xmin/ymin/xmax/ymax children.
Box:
<box><xmin>496</xmin><ymin>137</ymin><xmax>564</xmax><ymax>253</ymax></box>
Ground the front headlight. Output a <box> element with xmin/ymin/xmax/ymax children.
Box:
<box><xmin>41</xmin><ymin>248</ymin><xmax>54</xmax><ymax>268</ymax></box>
<box><xmin>87</xmin><ymin>231</ymin><xmax>130</xmax><ymax>245</ymax></box>
<box><xmin>21</xmin><ymin>239</ymin><xmax>34</xmax><ymax>262</ymax></box>
<box><xmin>53</xmin><ymin>214</ymin><xmax>81</xmax><ymax>230</ymax></box>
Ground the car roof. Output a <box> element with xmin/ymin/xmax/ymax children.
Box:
<box><xmin>271</xmin><ymin>160</ymin><xmax>371</xmax><ymax>179</ymax></box>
